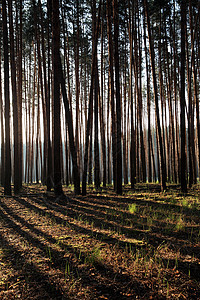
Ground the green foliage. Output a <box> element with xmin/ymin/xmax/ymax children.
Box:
<box><xmin>175</xmin><ymin>216</ymin><xmax>185</xmax><ymax>231</ymax></box>
<box><xmin>85</xmin><ymin>246</ymin><xmax>102</xmax><ymax>266</ymax></box>
<box><xmin>128</xmin><ymin>203</ymin><xmax>137</xmax><ymax>214</ymax></box>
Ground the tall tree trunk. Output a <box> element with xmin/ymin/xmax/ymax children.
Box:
<box><xmin>128</xmin><ymin>0</ymin><xmax>135</xmax><ymax>189</ymax></box>
<box><xmin>189</xmin><ymin>1</ymin><xmax>200</xmax><ymax>175</ymax></box>
<box><xmin>123</xmin><ymin>32</ymin><xmax>128</xmax><ymax>185</ymax></box>
<box><xmin>107</xmin><ymin>80</ymin><xmax>111</xmax><ymax>185</ymax></box>
<box><xmin>33</xmin><ymin>0</ymin><xmax>47</xmax><ymax>185</ymax></box>
<box><xmin>172</xmin><ymin>1</ymin><xmax>180</xmax><ymax>182</ymax></box>
<box><xmin>35</xmin><ymin>74</ymin><xmax>40</xmax><ymax>184</ymax></box>
<box><xmin>0</xmin><ymin>49</ymin><xmax>5</xmax><ymax>186</ymax></box>
<box><xmin>75</xmin><ymin>0</ymin><xmax>80</xmax><ymax>169</ymax></box>
<box><xmin>47</xmin><ymin>0</ymin><xmax>53</xmax><ymax>190</ymax></box>
<box><xmin>31</xmin><ymin>43</ymin><xmax>36</xmax><ymax>183</ymax></box>
<box><xmin>59</xmin><ymin>54</ymin><xmax>81</xmax><ymax>194</ymax></box>
<box><xmin>180</xmin><ymin>0</ymin><xmax>187</xmax><ymax>193</ymax></box>
<box><xmin>143</xmin><ymin>14</ymin><xmax>152</xmax><ymax>182</ymax></box>
<box><xmin>186</xmin><ymin>17</ymin><xmax>195</xmax><ymax>187</ymax></box>
<box><xmin>163</xmin><ymin>15</ymin><xmax>177</xmax><ymax>183</ymax></box>
<box><xmin>82</xmin><ymin>0</ymin><xmax>102</xmax><ymax>195</ymax></box>
<box><xmin>8</xmin><ymin>0</ymin><xmax>20</xmax><ymax>193</ymax></box>
<box><xmin>18</xmin><ymin>0</ymin><xmax>23</xmax><ymax>188</ymax></box>
<box><xmin>137</xmin><ymin>6</ymin><xmax>146</xmax><ymax>183</ymax></box>
<box><xmin>100</xmin><ymin>16</ymin><xmax>107</xmax><ymax>187</ymax></box>
<box><xmin>188</xmin><ymin>0</ymin><xmax>199</xmax><ymax>185</ymax></box>
<box><xmin>106</xmin><ymin>0</ymin><xmax>117</xmax><ymax>190</ymax></box>
<box><xmin>113</xmin><ymin>0</ymin><xmax>122</xmax><ymax>194</ymax></box>
<box><xmin>93</xmin><ymin>0</ymin><xmax>100</xmax><ymax>189</ymax></box>
<box><xmin>39</xmin><ymin>0</ymin><xmax>52</xmax><ymax>190</ymax></box>
<box><xmin>143</xmin><ymin>0</ymin><xmax>166</xmax><ymax>191</ymax></box>
<box><xmin>2</xmin><ymin>0</ymin><xmax>12</xmax><ymax>195</ymax></box>
<box><xmin>52</xmin><ymin>0</ymin><xmax>63</xmax><ymax>196</ymax></box>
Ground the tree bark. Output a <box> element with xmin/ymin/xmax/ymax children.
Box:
<box><xmin>2</xmin><ymin>0</ymin><xmax>12</xmax><ymax>195</ymax></box>
<box><xmin>143</xmin><ymin>0</ymin><xmax>166</xmax><ymax>191</ymax></box>
<box><xmin>0</xmin><ymin>49</ymin><xmax>5</xmax><ymax>187</ymax></box>
<box><xmin>82</xmin><ymin>0</ymin><xmax>102</xmax><ymax>195</ymax></box>
<box><xmin>106</xmin><ymin>0</ymin><xmax>117</xmax><ymax>191</ymax></box>
<box><xmin>52</xmin><ymin>0</ymin><xmax>63</xmax><ymax>196</ymax></box>
<box><xmin>8</xmin><ymin>0</ymin><xmax>20</xmax><ymax>193</ymax></box>
<box><xmin>113</xmin><ymin>0</ymin><xmax>122</xmax><ymax>194</ymax></box>
<box><xmin>180</xmin><ymin>0</ymin><xmax>187</xmax><ymax>193</ymax></box>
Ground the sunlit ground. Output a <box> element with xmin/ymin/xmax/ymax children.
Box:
<box><xmin>0</xmin><ymin>183</ymin><xmax>199</xmax><ymax>299</ymax></box>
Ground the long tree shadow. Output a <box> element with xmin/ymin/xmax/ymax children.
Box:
<box><xmin>0</xmin><ymin>198</ymin><xmax>151</xmax><ymax>299</ymax></box>
<box><xmin>8</xmin><ymin>196</ymin><xmax>200</xmax><ymax>284</ymax></box>
<box><xmin>25</xmin><ymin>194</ymin><xmax>200</xmax><ymax>260</ymax></box>
<box><xmin>0</xmin><ymin>231</ymin><xmax>67</xmax><ymax>299</ymax></box>
<box><xmin>13</xmin><ymin>196</ymin><xmax>148</xmax><ymax>248</ymax></box>
<box><xmin>83</xmin><ymin>192</ymin><xmax>200</xmax><ymax>220</ymax></box>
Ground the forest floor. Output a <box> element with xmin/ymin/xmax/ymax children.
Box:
<box><xmin>0</xmin><ymin>183</ymin><xmax>199</xmax><ymax>299</ymax></box>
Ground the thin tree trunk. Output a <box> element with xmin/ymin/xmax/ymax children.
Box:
<box><xmin>75</xmin><ymin>0</ymin><xmax>80</xmax><ymax>169</ymax></box>
<box><xmin>52</xmin><ymin>0</ymin><xmax>63</xmax><ymax>196</ymax></box>
<box><xmin>100</xmin><ymin>16</ymin><xmax>106</xmax><ymax>187</ymax></box>
<box><xmin>8</xmin><ymin>0</ymin><xmax>20</xmax><ymax>193</ymax></box>
<box><xmin>35</xmin><ymin>75</ymin><xmax>40</xmax><ymax>184</ymax></box>
<box><xmin>107</xmin><ymin>79</ymin><xmax>111</xmax><ymax>185</ymax></box>
<box><xmin>0</xmin><ymin>48</ymin><xmax>4</xmax><ymax>186</ymax></box>
<box><xmin>39</xmin><ymin>0</ymin><xmax>52</xmax><ymax>189</ymax></box>
<box><xmin>128</xmin><ymin>0</ymin><xmax>135</xmax><ymax>188</ymax></box>
<box><xmin>82</xmin><ymin>0</ymin><xmax>102</xmax><ymax>195</ymax></box>
<box><xmin>123</xmin><ymin>33</ymin><xmax>128</xmax><ymax>184</ymax></box>
<box><xmin>137</xmin><ymin>10</ymin><xmax>146</xmax><ymax>183</ymax></box>
<box><xmin>2</xmin><ymin>0</ymin><xmax>12</xmax><ymax>195</ymax></box>
<box><xmin>143</xmin><ymin>0</ymin><xmax>166</xmax><ymax>191</ymax></box>
<box><xmin>59</xmin><ymin>56</ymin><xmax>80</xmax><ymax>194</ymax></box>
<box><xmin>113</xmin><ymin>0</ymin><xmax>122</xmax><ymax>194</ymax></box>
<box><xmin>106</xmin><ymin>0</ymin><xmax>117</xmax><ymax>190</ymax></box>
<box><xmin>143</xmin><ymin>14</ymin><xmax>152</xmax><ymax>182</ymax></box>
<box><xmin>163</xmin><ymin>16</ymin><xmax>177</xmax><ymax>183</ymax></box>
<box><xmin>186</xmin><ymin>18</ymin><xmax>195</xmax><ymax>187</ymax></box>
<box><xmin>18</xmin><ymin>0</ymin><xmax>23</xmax><ymax>188</ymax></box>
<box><xmin>31</xmin><ymin>43</ymin><xmax>36</xmax><ymax>183</ymax></box>
<box><xmin>93</xmin><ymin>0</ymin><xmax>100</xmax><ymax>189</ymax></box>
<box><xmin>47</xmin><ymin>0</ymin><xmax>53</xmax><ymax>190</ymax></box>
<box><xmin>180</xmin><ymin>0</ymin><xmax>187</xmax><ymax>193</ymax></box>
<box><xmin>190</xmin><ymin>2</ymin><xmax>200</xmax><ymax>175</ymax></box>
<box><xmin>172</xmin><ymin>1</ymin><xmax>180</xmax><ymax>182</ymax></box>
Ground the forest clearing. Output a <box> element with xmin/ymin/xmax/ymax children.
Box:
<box><xmin>0</xmin><ymin>183</ymin><xmax>199</xmax><ymax>299</ymax></box>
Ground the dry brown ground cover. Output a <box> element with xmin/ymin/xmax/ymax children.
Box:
<box><xmin>0</xmin><ymin>183</ymin><xmax>199</xmax><ymax>299</ymax></box>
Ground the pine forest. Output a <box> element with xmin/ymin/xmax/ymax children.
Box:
<box><xmin>0</xmin><ymin>0</ymin><xmax>200</xmax><ymax>299</ymax></box>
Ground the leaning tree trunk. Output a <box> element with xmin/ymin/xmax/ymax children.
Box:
<box><xmin>59</xmin><ymin>55</ymin><xmax>81</xmax><ymax>194</ymax></box>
